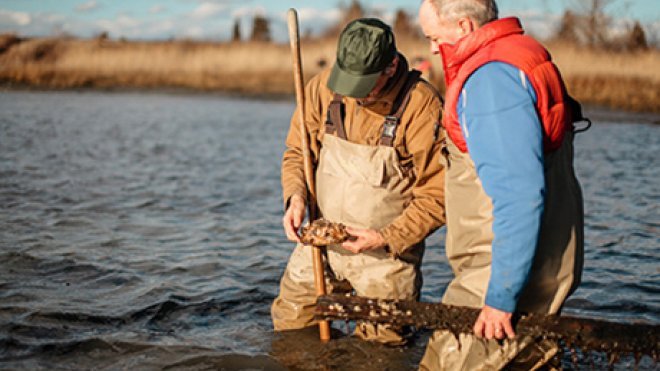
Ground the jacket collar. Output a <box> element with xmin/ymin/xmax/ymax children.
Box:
<box><xmin>439</xmin><ymin>17</ymin><xmax>524</xmax><ymax>84</ymax></box>
<box><xmin>357</xmin><ymin>53</ymin><xmax>410</xmax><ymax>115</ymax></box>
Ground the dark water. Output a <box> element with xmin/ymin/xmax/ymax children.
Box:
<box><xmin>0</xmin><ymin>91</ymin><xmax>657</xmax><ymax>370</ymax></box>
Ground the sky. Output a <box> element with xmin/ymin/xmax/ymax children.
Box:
<box><xmin>0</xmin><ymin>0</ymin><xmax>658</xmax><ymax>41</ymax></box>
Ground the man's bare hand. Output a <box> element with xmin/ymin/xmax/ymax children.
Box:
<box><xmin>282</xmin><ymin>194</ymin><xmax>306</xmax><ymax>242</ymax></box>
<box><xmin>473</xmin><ymin>305</ymin><xmax>515</xmax><ymax>340</ymax></box>
<box><xmin>341</xmin><ymin>227</ymin><xmax>386</xmax><ymax>253</ymax></box>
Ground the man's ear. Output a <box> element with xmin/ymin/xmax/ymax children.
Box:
<box><xmin>386</xmin><ymin>55</ymin><xmax>400</xmax><ymax>76</ymax></box>
<box><xmin>457</xmin><ymin>17</ymin><xmax>476</xmax><ymax>36</ymax></box>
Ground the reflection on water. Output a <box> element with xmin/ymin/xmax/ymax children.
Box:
<box><xmin>0</xmin><ymin>91</ymin><xmax>658</xmax><ymax>370</ymax></box>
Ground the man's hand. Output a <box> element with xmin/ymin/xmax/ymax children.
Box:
<box><xmin>341</xmin><ymin>227</ymin><xmax>386</xmax><ymax>253</ymax></box>
<box><xmin>282</xmin><ymin>194</ymin><xmax>306</xmax><ymax>242</ymax></box>
<box><xmin>473</xmin><ymin>305</ymin><xmax>516</xmax><ymax>340</ymax></box>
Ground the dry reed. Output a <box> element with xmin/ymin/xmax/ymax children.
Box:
<box><xmin>0</xmin><ymin>34</ymin><xmax>658</xmax><ymax>113</ymax></box>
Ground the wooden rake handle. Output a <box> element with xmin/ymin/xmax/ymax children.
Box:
<box><xmin>287</xmin><ymin>8</ymin><xmax>330</xmax><ymax>342</ymax></box>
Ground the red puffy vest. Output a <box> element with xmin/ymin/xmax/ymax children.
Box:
<box><xmin>439</xmin><ymin>17</ymin><xmax>573</xmax><ymax>153</ymax></box>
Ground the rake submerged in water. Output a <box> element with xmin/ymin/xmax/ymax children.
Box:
<box><xmin>316</xmin><ymin>294</ymin><xmax>659</xmax><ymax>365</ymax></box>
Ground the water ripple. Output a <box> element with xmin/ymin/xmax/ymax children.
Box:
<box><xmin>0</xmin><ymin>92</ymin><xmax>658</xmax><ymax>369</ymax></box>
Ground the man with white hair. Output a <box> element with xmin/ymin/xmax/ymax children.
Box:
<box><xmin>418</xmin><ymin>0</ymin><xmax>586</xmax><ymax>369</ymax></box>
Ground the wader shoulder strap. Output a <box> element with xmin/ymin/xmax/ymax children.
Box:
<box><xmin>325</xmin><ymin>94</ymin><xmax>348</xmax><ymax>140</ymax></box>
<box><xmin>380</xmin><ymin>70</ymin><xmax>422</xmax><ymax>147</ymax></box>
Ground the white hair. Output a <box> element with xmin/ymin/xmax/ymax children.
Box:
<box><xmin>427</xmin><ymin>0</ymin><xmax>499</xmax><ymax>26</ymax></box>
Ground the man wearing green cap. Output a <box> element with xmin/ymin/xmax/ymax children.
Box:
<box><xmin>271</xmin><ymin>18</ymin><xmax>446</xmax><ymax>344</ymax></box>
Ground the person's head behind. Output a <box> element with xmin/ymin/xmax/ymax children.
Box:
<box><xmin>327</xmin><ymin>18</ymin><xmax>399</xmax><ymax>99</ymax></box>
<box><xmin>419</xmin><ymin>0</ymin><xmax>498</xmax><ymax>53</ymax></box>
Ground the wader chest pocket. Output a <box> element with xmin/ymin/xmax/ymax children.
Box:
<box><xmin>321</xmin><ymin>154</ymin><xmax>386</xmax><ymax>188</ymax></box>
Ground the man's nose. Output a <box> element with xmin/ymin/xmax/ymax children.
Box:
<box><xmin>430</xmin><ymin>41</ymin><xmax>439</xmax><ymax>55</ymax></box>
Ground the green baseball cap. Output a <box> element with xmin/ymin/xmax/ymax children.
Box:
<box><xmin>327</xmin><ymin>18</ymin><xmax>397</xmax><ymax>98</ymax></box>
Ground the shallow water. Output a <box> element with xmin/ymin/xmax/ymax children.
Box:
<box><xmin>0</xmin><ymin>91</ymin><xmax>658</xmax><ymax>370</ymax></box>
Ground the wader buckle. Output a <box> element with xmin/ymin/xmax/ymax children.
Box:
<box><xmin>382</xmin><ymin>116</ymin><xmax>398</xmax><ymax>138</ymax></box>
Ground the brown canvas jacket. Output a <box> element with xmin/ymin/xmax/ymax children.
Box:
<box><xmin>282</xmin><ymin>58</ymin><xmax>446</xmax><ymax>255</ymax></box>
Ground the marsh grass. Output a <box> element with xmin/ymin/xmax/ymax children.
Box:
<box><xmin>0</xmin><ymin>34</ymin><xmax>658</xmax><ymax>112</ymax></box>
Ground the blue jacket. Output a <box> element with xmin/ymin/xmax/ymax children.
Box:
<box><xmin>457</xmin><ymin>61</ymin><xmax>545</xmax><ymax>313</ymax></box>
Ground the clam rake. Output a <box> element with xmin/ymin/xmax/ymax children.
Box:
<box><xmin>316</xmin><ymin>294</ymin><xmax>659</xmax><ymax>365</ymax></box>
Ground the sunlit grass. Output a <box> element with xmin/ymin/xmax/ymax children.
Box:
<box><xmin>0</xmin><ymin>34</ymin><xmax>658</xmax><ymax>112</ymax></box>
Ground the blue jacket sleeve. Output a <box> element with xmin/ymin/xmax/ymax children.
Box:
<box><xmin>458</xmin><ymin>62</ymin><xmax>545</xmax><ymax>313</ymax></box>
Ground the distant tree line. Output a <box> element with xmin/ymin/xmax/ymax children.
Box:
<box><xmin>554</xmin><ymin>0</ymin><xmax>651</xmax><ymax>51</ymax></box>
<box><xmin>229</xmin><ymin>0</ymin><xmax>655</xmax><ymax>50</ymax></box>
<box><xmin>232</xmin><ymin>14</ymin><xmax>270</xmax><ymax>42</ymax></box>
<box><xmin>229</xmin><ymin>0</ymin><xmax>420</xmax><ymax>44</ymax></box>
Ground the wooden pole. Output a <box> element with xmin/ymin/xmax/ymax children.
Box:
<box><xmin>287</xmin><ymin>8</ymin><xmax>331</xmax><ymax>342</ymax></box>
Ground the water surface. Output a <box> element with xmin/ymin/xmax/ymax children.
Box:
<box><xmin>0</xmin><ymin>91</ymin><xmax>658</xmax><ymax>370</ymax></box>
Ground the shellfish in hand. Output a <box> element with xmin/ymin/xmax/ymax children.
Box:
<box><xmin>300</xmin><ymin>218</ymin><xmax>352</xmax><ymax>246</ymax></box>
